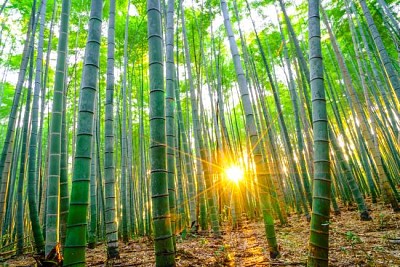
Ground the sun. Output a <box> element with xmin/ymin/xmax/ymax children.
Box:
<box><xmin>225</xmin><ymin>165</ymin><xmax>244</xmax><ymax>184</ymax></box>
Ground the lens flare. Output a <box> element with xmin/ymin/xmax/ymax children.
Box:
<box><xmin>225</xmin><ymin>165</ymin><xmax>244</xmax><ymax>184</ymax></box>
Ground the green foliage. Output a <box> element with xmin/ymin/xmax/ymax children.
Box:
<box><xmin>0</xmin><ymin>83</ymin><xmax>14</xmax><ymax>122</ymax></box>
<box><xmin>7</xmin><ymin>54</ymin><xmax>23</xmax><ymax>70</ymax></box>
<box><xmin>345</xmin><ymin>231</ymin><xmax>362</xmax><ymax>244</ymax></box>
<box><xmin>179</xmin><ymin>228</ymin><xmax>187</xmax><ymax>240</ymax></box>
<box><xmin>9</xmin><ymin>0</ymin><xmax>32</xmax><ymax>16</ymax></box>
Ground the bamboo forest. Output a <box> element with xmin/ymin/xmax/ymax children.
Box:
<box><xmin>0</xmin><ymin>0</ymin><xmax>399</xmax><ymax>266</ymax></box>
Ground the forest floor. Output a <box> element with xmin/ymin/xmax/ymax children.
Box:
<box><xmin>3</xmin><ymin>201</ymin><xmax>400</xmax><ymax>266</ymax></box>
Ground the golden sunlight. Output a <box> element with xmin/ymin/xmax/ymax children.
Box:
<box><xmin>225</xmin><ymin>165</ymin><xmax>244</xmax><ymax>184</ymax></box>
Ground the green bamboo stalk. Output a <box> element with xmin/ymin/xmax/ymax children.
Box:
<box><xmin>121</xmin><ymin>2</ymin><xmax>130</xmax><ymax>243</ymax></box>
<box><xmin>60</xmin><ymin>71</ymin><xmax>69</xmax><ymax>247</ymax></box>
<box><xmin>174</xmin><ymin>57</ymin><xmax>197</xmax><ymax>229</ymax></box>
<box><xmin>147</xmin><ymin>0</ymin><xmax>175</xmax><ymax>264</ymax></box>
<box><xmin>27</xmin><ymin>0</ymin><xmax>47</xmax><ymax>254</ymax></box>
<box><xmin>165</xmin><ymin>0</ymin><xmax>177</xmax><ymax>250</ymax></box>
<box><xmin>358</xmin><ymin>0</ymin><xmax>400</xmax><ymax>101</ymax></box>
<box><xmin>88</xmin><ymin>115</ymin><xmax>98</xmax><ymax>249</ymax></box>
<box><xmin>307</xmin><ymin>0</ymin><xmax>331</xmax><ymax>265</ymax></box>
<box><xmin>16</xmin><ymin>45</ymin><xmax>33</xmax><ymax>256</ymax></box>
<box><xmin>63</xmin><ymin>0</ymin><xmax>102</xmax><ymax>265</ymax></box>
<box><xmin>278</xmin><ymin>23</ymin><xmax>312</xmax><ymax>208</ymax></box>
<box><xmin>45</xmin><ymin>0</ymin><xmax>70</xmax><ymax>256</ymax></box>
<box><xmin>104</xmin><ymin>0</ymin><xmax>119</xmax><ymax>259</ymax></box>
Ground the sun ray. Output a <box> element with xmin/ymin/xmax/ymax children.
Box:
<box><xmin>225</xmin><ymin>165</ymin><xmax>244</xmax><ymax>184</ymax></box>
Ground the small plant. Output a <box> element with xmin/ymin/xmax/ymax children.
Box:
<box><xmin>378</xmin><ymin>213</ymin><xmax>387</xmax><ymax>229</ymax></box>
<box><xmin>199</xmin><ymin>238</ymin><xmax>208</xmax><ymax>245</ymax></box>
<box><xmin>180</xmin><ymin>228</ymin><xmax>187</xmax><ymax>240</ymax></box>
<box><xmin>373</xmin><ymin>246</ymin><xmax>384</xmax><ymax>252</ymax></box>
<box><xmin>346</xmin><ymin>231</ymin><xmax>361</xmax><ymax>244</ymax></box>
<box><xmin>345</xmin><ymin>231</ymin><xmax>375</xmax><ymax>265</ymax></box>
<box><xmin>214</xmin><ymin>245</ymin><xmax>226</xmax><ymax>256</ymax></box>
<box><xmin>345</xmin><ymin>231</ymin><xmax>362</xmax><ymax>259</ymax></box>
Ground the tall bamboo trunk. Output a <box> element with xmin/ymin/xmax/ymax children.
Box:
<box><xmin>147</xmin><ymin>0</ymin><xmax>176</xmax><ymax>264</ymax></box>
<box><xmin>121</xmin><ymin>2</ymin><xmax>130</xmax><ymax>243</ymax></box>
<box><xmin>308</xmin><ymin>0</ymin><xmax>331</xmax><ymax>265</ymax></box>
<box><xmin>27</xmin><ymin>0</ymin><xmax>47</xmax><ymax>254</ymax></box>
<box><xmin>104</xmin><ymin>0</ymin><xmax>119</xmax><ymax>259</ymax></box>
<box><xmin>16</xmin><ymin>45</ymin><xmax>33</xmax><ymax>255</ymax></box>
<box><xmin>63</xmin><ymin>0</ymin><xmax>102</xmax><ymax>265</ymax></box>
<box><xmin>165</xmin><ymin>0</ymin><xmax>177</xmax><ymax>250</ymax></box>
<box><xmin>45</xmin><ymin>0</ymin><xmax>70</xmax><ymax>256</ymax></box>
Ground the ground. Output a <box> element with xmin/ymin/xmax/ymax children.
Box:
<box><xmin>3</xmin><ymin>202</ymin><xmax>400</xmax><ymax>266</ymax></box>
